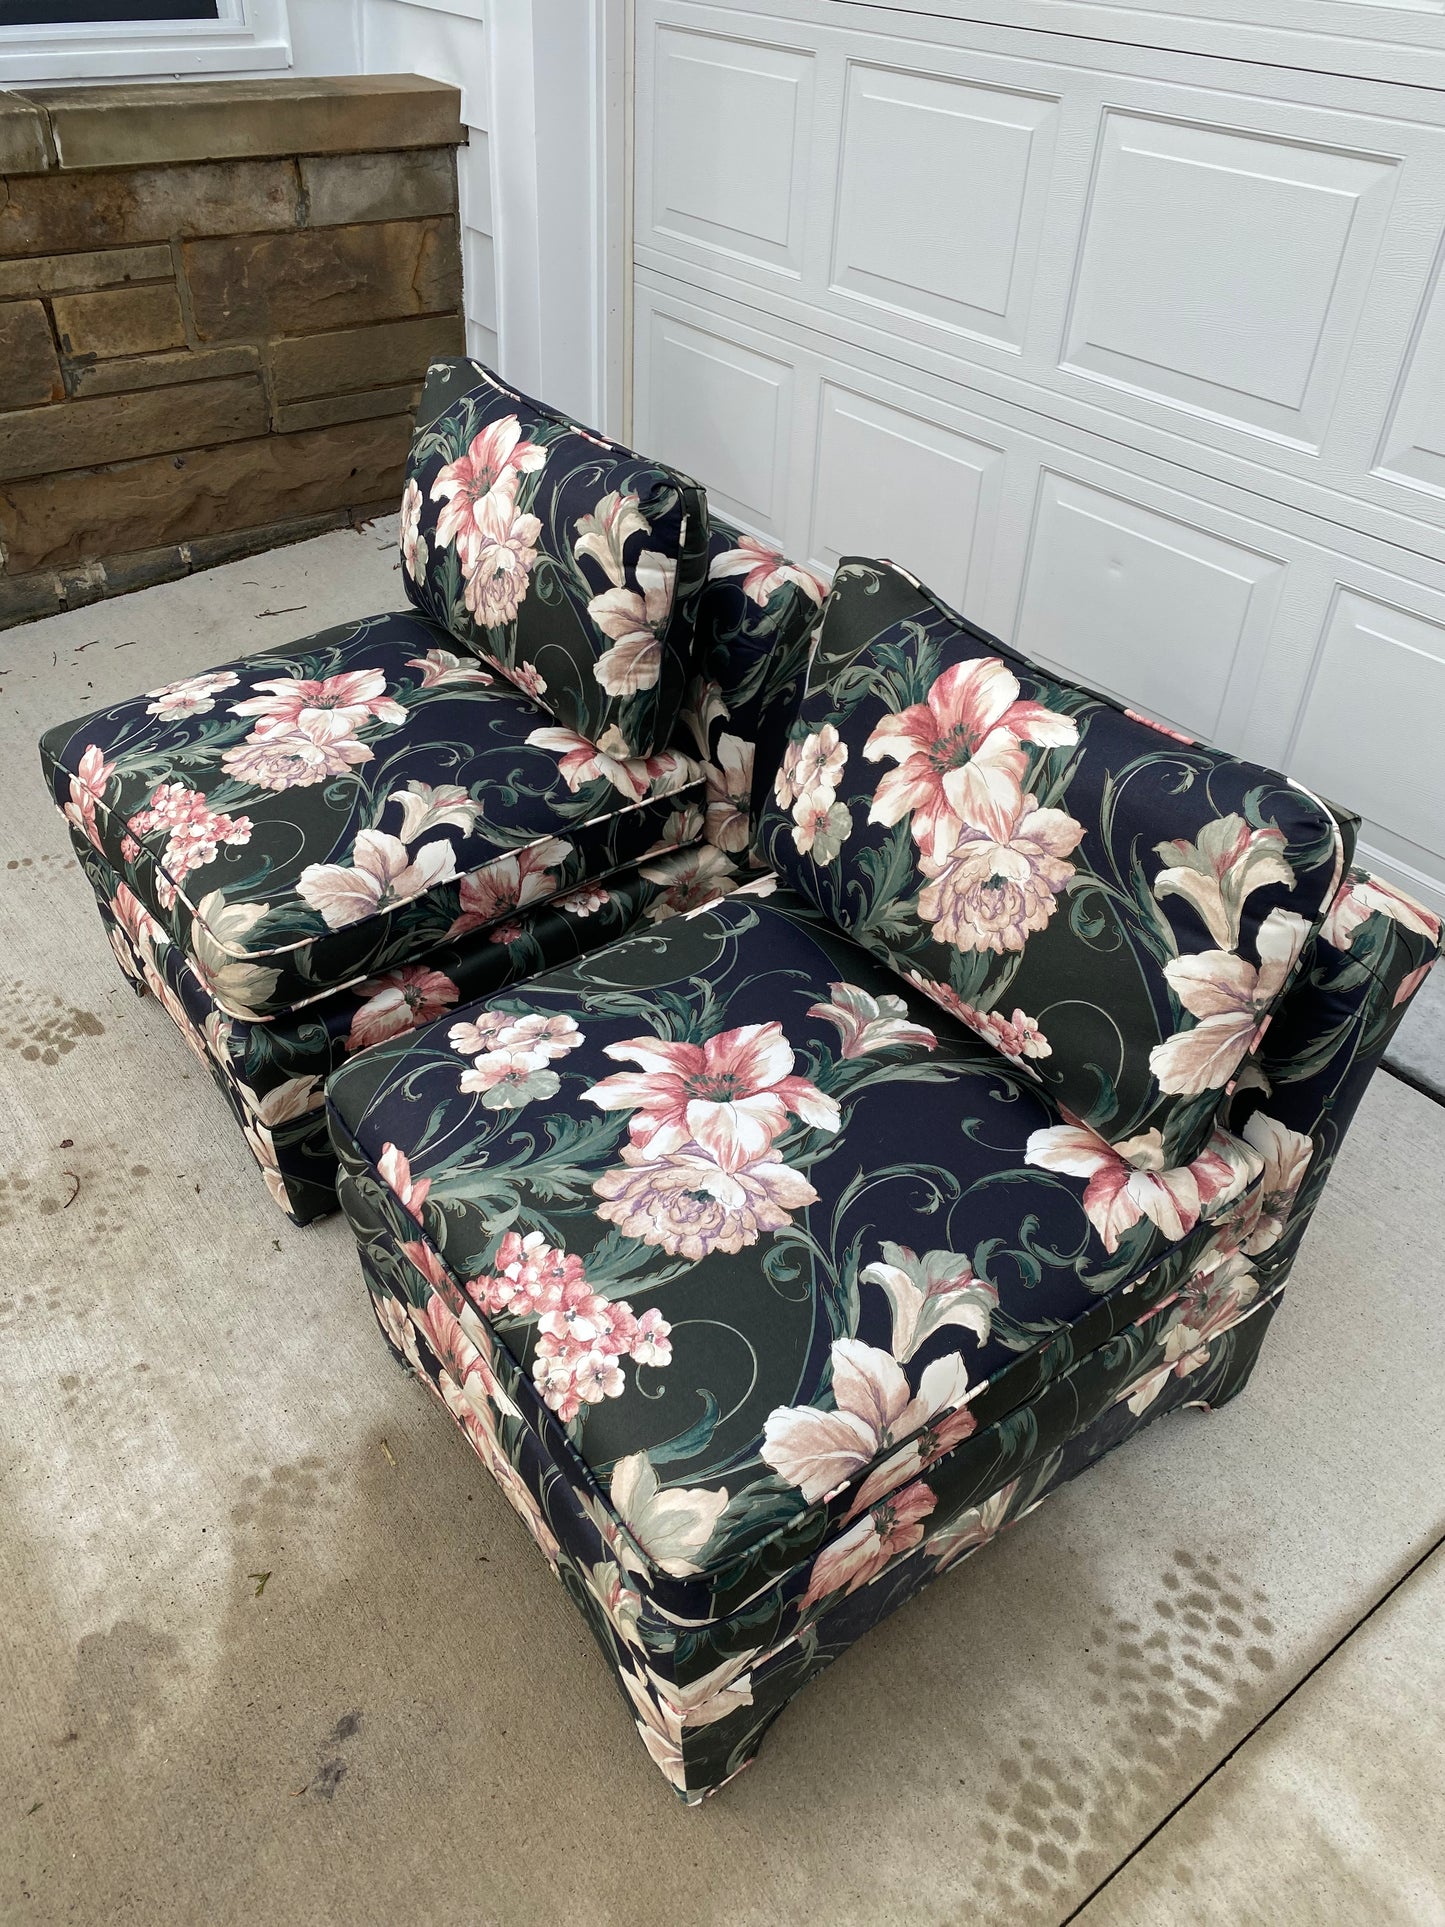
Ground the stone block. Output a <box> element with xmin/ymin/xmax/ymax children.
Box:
<box><xmin>53</xmin><ymin>282</ymin><xmax>186</xmax><ymax>359</ymax></box>
<box><xmin>0</xmin><ymin>376</ymin><xmax>268</xmax><ymax>483</ymax></box>
<box><xmin>0</xmin><ymin>161</ymin><xmax>300</xmax><ymax>258</ymax></box>
<box><xmin>0</xmin><ymin>245</ymin><xmax>174</xmax><ymax>300</ymax></box>
<box><xmin>183</xmin><ymin>218</ymin><xmax>461</xmax><ymax>340</ymax></box>
<box><xmin>25</xmin><ymin>75</ymin><xmax>463</xmax><ymax>169</ymax></box>
<box><xmin>0</xmin><ymin>300</ymin><xmax>63</xmax><ymax>407</ymax></box>
<box><xmin>301</xmin><ymin>148</ymin><xmax>457</xmax><ymax>226</ymax></box>
<box><xmin>0</xmin><ymin>413</ymin><xmax>411</xmax><ymax>573</ymax></box>
<box><xmin>65</xmin><ymin>344</ymin><xmax>261</xmax><ymax>399</ymax></box>
<box><xmin>270</xmin><ymin>312</ymin><xmax>464</xmax><ymax>402</ymax></box>
<box><xmin>274</xmin><ymin>384</ymin><xmax>421</xmax><ymax>433</ymax></box>
<box><xmin>0</xmin><ymin>93</ymin><xmax>57</xmax><ymax>173</ymax></box>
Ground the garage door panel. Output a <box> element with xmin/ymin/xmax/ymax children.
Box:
<box><xmin>1374</xmin><ymin>241</ymin><xmax>1445</xmax><ymax>503</ymax></box>
<box><xmin>647</xmin><ymin>23</ymin><xmax>816</xmax><ymax>275</ymax></box>
<box><xmin>1061</xmin><ymin>113</ymin><xmax>1399</xmax><ymax>447</ymax></box>
<box><xmin>830</xmin><ymin>62</ymin><xmax>1059</xmax><ymax>349</ymax></box>
<box><xmin>1013</xmin><ymin>471</ymin><xmax>1284</xmax><ymax>740</ymax></box>
<box><xmin>634</xmin><ymin>0</ymin><xmax>1445</xmax><ymax>910</ymax></box>
<box><xmin>638</xmin><ymin>0</ymin><xmax>1445</xmax><ymax>545</ymax></box>
<box><xmin>1290</xmin><ymin>590</ymin><xmax>1445</xmax><ymax>881</ymax></box>
<box><xmin>636</xmin><ymin>307</ymin><xmax>796</xmax><ymax>533</ymax></box>
<box><xmin>809</xmin><ymin>382</ymin><xmax>1005</xmax><ymax>608</ymax></box>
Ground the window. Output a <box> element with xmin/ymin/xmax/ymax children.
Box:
<box><xmin>0</xmin><ymin>0</ymin><xmax>288</xmax><ymax>80</ymax></box>
<box><xmin>3</xmin><ymin>5</ymin><xmax>222</xmax><ymax>24</ymax></box>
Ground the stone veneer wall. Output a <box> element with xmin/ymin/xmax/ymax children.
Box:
<box><xmin>0</xmin><ymin>75</ymin><xmax>467</xmax><ymax>628</ymax></box>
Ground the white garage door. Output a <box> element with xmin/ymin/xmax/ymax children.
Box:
<box><xmin>630</xmin><ymin>0</ymin><xmax>1445</xmax><ymax>913</ymax></box>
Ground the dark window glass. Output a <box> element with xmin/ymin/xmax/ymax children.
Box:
<box><xmin>1</xmin><ymin>3</ymin><xmax>220</xmax><ymax>22</ymax></box>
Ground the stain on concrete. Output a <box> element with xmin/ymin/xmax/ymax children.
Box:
<box><xmin>65</xmin><ymin>1621</ymin><xmax>186</xmax><ymax>1756</ymax></box>
<box><xmin>308</xmin><ymin>1710</ymin><xmax>365</xmax><ymax>1801</ymax></box>
<box><xmin>0</xmin><ymin>979</ymin><xmax>105</xmax><ymax>1066</ymax></box>
<box><xmin>966</xmin><ymin>1545</ymin><xmax>1279</xmax><ymax>1914</ymax></box>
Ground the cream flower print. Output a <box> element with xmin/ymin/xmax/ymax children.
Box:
<box><xmin>296</xmin><ymin>828</ymin><xmax>459</xmax><ymax>930</ymax></box>
<box><xmin>387</xmin><ymin>780</ymin><xmax>482</xmax><ymax>842</ymax></box>
<box><xmin>1153</xmin><ymin>814</ymin><xmax>1295</xmax><ymax>950</ymax></box>
<box><xmin>704</xmin><ymin>734</ymin><xmax>753</xmax><ymax>854</ymax></box>
<box><xmin>144</xmin><ymin>670</ymin><xmax>238</xmax><ymax>719</ymax></box>
<box><xmin>929</xmin><ymin>1481</ymin><xmax>1021</xmax><ymax>1574</ymax></box>
<box><xmin>1239</xmin><ymin>1111</ymin><xmax>1313</xmax><ymax>1254</ymax></box>
<box><xmin>62</xmin><ymin>744</ymin><xmax>115</xmax><ymax>849</ymax></box>
<box><xmin>1115</xmin><ymin>1253</ymin><xmax>1260</xmax><ymax>1417</ymax></box>
<box><xmin>430</xmin><ymin>414</ymin><xmax>546</xmax><ymax>563</ymax></box>
<box><xmin>574</xmin><ymin>488</ymin><xmax>651</xmax><ymax>586</ymax></box>
<box><xmin>799</xmin><ymin>1479</ymin><xmax>936</xmax><ymax>1614</ymax></box>
<box><xmin>450</xmin><ymin>1009</ymin><xmax>584</xmax><ymax>1111</ymax></box>
<box><xmin>346</xmin><ymin>965</ymin><xmax>459</xmax><ymax>1054</ymax></box>
<box><xmin>1149</xmin><ymin>908</ymin><xmax>1311</xmax><ymax>1096</ymax></box>
<box><xmin>639</xmin><ymin>844</ymin><xmax>739</xmax><ymax>922</ymax></box>
<box><xmin>906</xmin><ymin>973</ymin><xmax>1053</xmax><ymax>1065</ymax></box>
<box><xmin>593</xmin><ymin>1144</ymin><xmax>819</xmax><ymax>1260</ymax></box>
<box><xmin>807</xmin><ymin>982</ymin><xmax>937</xmax><ymax>1059</ymax></box>
<box><xmin>708</xmin><ymin>535</ymin><xmax>827</xmax><ymax>608</ymax></box>
<box><xmin>405</xmin><ymin>646</ymin><xmax>492</xmax><ymax>688</ymax></box>
<box><xmin>232</xmin><ymin>667</ymin><xmax>405</xmax><ymax>733</ymax></box>
<box><xmin>865</xmin><ymin>657</ymin><xmax>1079</xmax><ymax>853</ymax></box>
<box><xmin>220</xmin><ymin>714</ymin><xmax>374</xmax><ymax>791</ymax></box>
<box><xmin>917</xmin><ymin>796</ymin><xmax>1084</xmax><ymax>955</ymax></box>
<box><xmin>1321</xmin><ymin>874</ymin><xmax>1441</xmax><ymax>953</ymax></box>
<box><xmin>461</xmin><ymin>491</ymin><xmax>543</xmax><ymax>628</ymax></box>
<box><xmin>526</xmin><ymin>723</ymin><xmax>694</xmax><ymax>802</ymax></box>
<box><xmin>608</xmin><ymin>1452</ymin><xmax>729</xmax><ymax>1578</ymax></box>
<box><xmin>775</xmin><ymin>726</ymin><xmax>846</xmax><ymax>810</ymax></box>
<box><xmin>444</xmin><ymin>837</ymin><xmax>571</xmax><ymax>940</ymax></box>
<box><xmin>589</xmin><ymin>552</ymin><xmax>676</xmax><ymax>696</ymax></box>
<box><xmin>399</xmin><ymin>477</ymin><xmax>427</xmax><ymax>582</ymax></box>
<box><xmin>1024</xmin><ymin>1117</ymin><xmax>1259</xmax><ymax>1254</ymax></box>
<box><xmin>860</xmin><ymin>1243</ymin><xmax>999</xmax><ymax>1363</ymax></box>
<box><xmin>583</xmin><ymin>1020</ymin><xmax>838</xmax><ymax>1169</ymax></box>
<box><xmin>761</xmin><ymin>1339</ymin><xmax>970</xmax><ymax>1505</ymax></box>
<box><xmin>378</xmin><ymin>1142</ymin><xmax>430</xmax><ymax>1222</ymax></box>
<box><xmin>187</xmin><ymin>891</ymin><xmax>280</xmax><ymax>1020</ymax></box>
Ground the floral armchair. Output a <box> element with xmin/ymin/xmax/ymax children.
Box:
<box><xmin>40</xmin><ymin>359</ymin><xmax>824</xmax><ymax>1221</ymax></box>
<box><xmin>325</xmin><ymin>555</ymin><xmax>1440</xmax><ymax>1802</ymax></box>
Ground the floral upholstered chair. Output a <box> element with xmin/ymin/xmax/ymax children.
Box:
<box><xmin>39</xmin><ymin>360</ymin><xmax>824</xmax><ymax>1221</ymax></box>
<box><xmin>326</xmin><ymin>554</ymin><xmax>1441</xmax><ymax>1802</ymax></box>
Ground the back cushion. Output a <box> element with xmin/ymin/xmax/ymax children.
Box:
<box><xmin>401</xmin><ymin>358</ymin><xmax>709</xmax><ymax>760</ymax></box>
<box><xmin>755</xmin><ymin>558</ymin><xmax>1351</xmax><ymax>1164</ymax></box>
<box><xmin>679</xmin><ymin>518</ymin><xmax>828</xmax><ymax>851</ymax></box>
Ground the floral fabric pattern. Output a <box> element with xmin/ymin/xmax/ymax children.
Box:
<box><xmin>329</xmin><ymin>759</ymin><xmax>1436</xmax><ymax>1807</ymax></box>
<box><xmin>328</xmin><ymin>886</ymin><xmax>1278</xmax><ymax>1622</ymax></box>
<box><xmin>402</xmin><ymin>357</ymin><xmax>710</xmax><ymax>761</ymax></box>
<box><xmin>755</xmin><ymin>558</ymin><xmax>1350</xmax><ymax>1170</ymax></box>
<box><xmin>41</xmin><ymin>608</ymin><xmax>703</xmax><ymax>1021</ymax></box>
<box><xmin>75</xmin><ymin>836</ymin><xmax>685</xmax><ymax>1222</ymax></box>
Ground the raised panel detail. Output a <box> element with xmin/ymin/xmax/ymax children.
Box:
<box><xmin>1014</xmin><ymin>472</ymin><xmax>1283</xmax><ymax>738</ymax></box>
<box><xmin>1063</xmin><ymin>113</ymin><xmax>1397</xmax><ymax>447</ymax></box>
<box><xmin>1291</xmin><ymin>591</ymin><xmax>1445</xmax><ymax>865</ymax></box>
<box><xmin>809</xmin><ymin>383</ymin><xmax>1003</xmax><ymax>608</ymax></box>
<box><xmin>1376</xmin><ymin>243</ymin><xmax>1445</xmax><ymax>500</ymax></box>
<box><xmin>650</xmin><ymin>27</ymin><xmax>814</xmax><ymax>273</ymax></box>
<box><xmin>830</xmin><ymin>63</ymin><xmax>1057</xmax><ymax>348</ymax></box>
<box><xmin>639</xmin><ymin>309</ymin><xmax>793</xmax><ymax>532</ymax></box>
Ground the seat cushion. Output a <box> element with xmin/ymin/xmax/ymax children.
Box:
<box><xmin>401</xmin><ymin>357</ymin><xmax>709</xmax><ymax>760</ymax></box>
<box><xmin>41</xmin><ymin>607</ymin><xmax>702</xmax><ymax>1021</ymax></box>
<box><xmin>755</xmin><ymin>558</ymin><xmax>1352</xmax><ymax>1165</ymax></box>
<box><xmin>326</xmin><ymin>884</ymin><xmax>1265</xmax><ymax>1625</ymax></box>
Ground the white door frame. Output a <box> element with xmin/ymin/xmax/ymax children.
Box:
<box><xmin>485</xmin><ymin>0</ymin><xmax>631</xmax><ymax>437</ymax></box>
